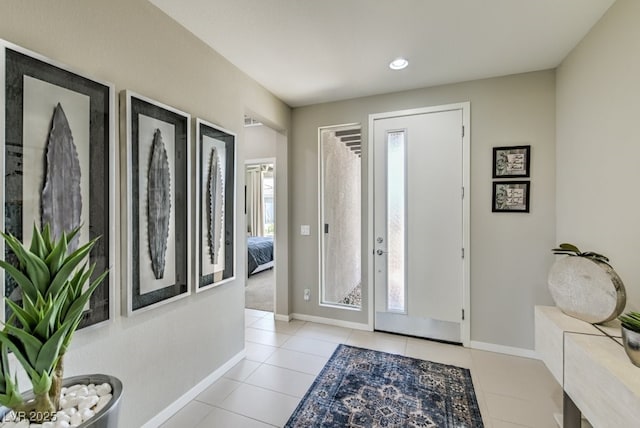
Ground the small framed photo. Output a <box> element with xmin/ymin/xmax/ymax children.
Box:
<box><xmin>493</xmin><ymin>145</ymin><xmax>530</xmax><ymax>178</ymax></box>
<box><xmin>492</xmin><ymin>181</ymin><xmax>530</xmax><ymax>213</ymax></box>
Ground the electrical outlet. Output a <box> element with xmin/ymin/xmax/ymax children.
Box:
<box><xmin>304</xmin><ymin>289</ymin><xmax>310</xmax><ymax>301</ymax></box>
<box><xmin>301</xmin><ymin>225</ymin><xmax>310</xmax><ymax>236</ymax></box>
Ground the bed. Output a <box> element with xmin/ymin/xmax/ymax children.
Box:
<box><xmin>248</xmin><ymin>236</ymin><xmax>274</xmax><ymax>275</ymax></box>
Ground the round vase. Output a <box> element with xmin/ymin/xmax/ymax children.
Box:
<box><xmin>621</xmin><ymin>326</ymin><xmax>640</xmax><ymax>368</ymax></box>
<box><xmin>0</xmin><ymin>374</ymin><xmax>122</xmax><ymax>427</ymax></box>
<box><xmin>548</xmin><ymin>256</ymin><xmax>626</xmax><ymax>324</ymax></box>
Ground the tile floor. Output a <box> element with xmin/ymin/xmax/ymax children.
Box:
<box><xmin>161</xmin><ymin>309</ymin><xmax>562</xmax><ymax>428</ymax></box>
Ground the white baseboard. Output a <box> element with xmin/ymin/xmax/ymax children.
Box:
<box><xmin>470</xmin><ymin>340</ymin><xmax>538</xmax><ymax>359</ymax></box>
<box><xmin>274</xmin><ymin>313</ymin><xmax>290</xmax><ymax>322</ymax></box>
<box><xmin>291</xmin><ymin>313</ymin><xmax>371</xmax><ymax>331</ymax></box>
<box><xmin>142</xmin><ymin>349</ymin><xmax>246</xmax><ymax>428</ymax></box>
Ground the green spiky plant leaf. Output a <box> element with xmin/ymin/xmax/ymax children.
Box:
<box><xmin>0</xmin><ymin>224</ymin><xmax>108</xmax><ymax>422</ymax></box>
<box><xmin>551</xmin><ymin>242</ymin><xmax>610</xmax><ymax>265</ymax></box>
<box><xmin>619</xmin><ymin>311</ymin><xmax>640</xmax><ymax>333</ymax></box>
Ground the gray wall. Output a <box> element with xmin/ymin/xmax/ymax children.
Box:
<box><xmin>291</xmin><ymin>71</ymin><xmax>556</xmax><ymax>348</ymax></box>
<box><xmin>0</xmin><ymin>1</ymin><xmax>290</xmax><ymax>427</ymax></box>
<box><xmin>556</xmin><ymin>0</ymin><xmax>640</xmax><ymax>311</ymax></box>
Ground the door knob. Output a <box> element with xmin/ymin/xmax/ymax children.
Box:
<box><xmin>376</xmin><ymin>249</ymin><xmax>388</xmax><ymax>256</ymax></box>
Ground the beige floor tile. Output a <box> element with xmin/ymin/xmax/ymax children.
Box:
<box><xmin>245</xmin><ymin>342</ymin><xmax>278</xmax><ymax>363</ymax></box>
<box><xmin>223</xmin><ymin>360</ymin><xmax>261</xmax><ymax>382</ymax></box>
<box><xmin>282</xmin><ymin>336</ymin><xmax>339</xmax><ymax>357</ymax></box>
<box><xmin>472</xmin><ymin>381</ymin><xmax>492</xmax><ymax>427</ymax></box>
<box><xmin>250</xmin><ymin>317</ymin><xmax>306</xmax><ymax>335</ymax></box>
<box><xmin>245</xmin><ymin>327</ymin><xmax>292</xmax><ymax>347</ymax></box>
<box><xmin>405</xmin><ymin>338</ymin><xmax>473</xmax><ymax>368</ymax></box>
<box><xmin>244</xmin><ymin>363</ymin><xmax>315</xmax><ymax>397</ymax></box>
<box><xmin>195</xmin><ymin>378</ymin><xmax>243</xmax><ymax>406</ymax></box>
<box><xmin>346</xmin><ymin>331</ymin><xmax>408</xmax><ymax>355</ymax></box>
<box><xmin>245</xmin><ymin>315</ymin><xmax>263</xmax><ymax>327</ymax></box>
<box><xmin>245</xmin><ymin>308</ymin><xmax>272</xmax><ymax>318</ymax></box>
<box><xmin>217</xmin><ymin>384</ymin><xmax>300</xmax><ymax>427</ymax></box>
<box><xmin>264</xmin><ymin>348</ymin><xmax>329</xmax><ymax>375</ymax></box>
<box><xmin>471</xmin><ymin>349</ymin><xmax>559</xmax><ymax>401</ymax></box>
<box><xmin>485</xmin><ymin>392</ymin><xmax>557</xmax><ymax>428</ymax></box>
<box><xmin>160</xmin><ymin>400</ymin><xmax>213</xmax><ymax>428</ymax></box>
<box><xmin>295</xmin><ymin>323</ymin><xmax>352</xmax><ymax>343</ymax></box>
<box><xmin>491</xmin><ymin>419</ymin><xmax>529</xmax><ymax>428</ymax></box>
<box><xmin>194</xmin><ymin>407</ymin><xmax>276</xmax><ymax>428</ymax></box>
<box><xmin>161</xmin><ymin>317</ymin><xmax>561</xmax><ymax>428</ymax></box>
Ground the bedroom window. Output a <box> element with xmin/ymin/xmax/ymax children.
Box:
<box><xmin>263</xmin><ymin>173</ymin><xmax>274</xmax><ymax>236</ymax></box>
<box><xmin>319</xmin><ymin>124</ymin><xmax>362</xmax><ymax>309</ymax></box>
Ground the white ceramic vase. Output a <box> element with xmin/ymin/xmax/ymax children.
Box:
<box><xmin>548</xmin><ymin>256</ymin><xmax>626</xmax><ymax>324</ymax></box>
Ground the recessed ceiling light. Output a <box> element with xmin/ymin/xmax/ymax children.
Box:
<box><xmin>389</xmin><ymin>58</ymin><xmax>409</xmax><ymax>70</ymax></box>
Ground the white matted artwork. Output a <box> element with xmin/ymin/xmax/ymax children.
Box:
<box><xmin>200</xmin><ymin>134</ymin><xmax>226</xmax><ymax>279</ymax></box>
<box><xmin>1</xmin><ymin>39</ymin><xmax>114</xmax><ymax>328</ymax></box>
<box><xmin>22</xmin><ymin>76</ymin><xmax>91</xmax><ymax>247</ymax></box>
<box><xmin>195</xmin><ymin>118</ymin><xmax>236</xmax><ymax>292</ymax></box>
<box><xmin>121</xmin><ymin>90</ymin><xmax>191</xmax><ymax>314</ymax></box>
<box><xmin>138</xmin><ymin>114</ymin><xmax>177</xmax><ymax>295</ymax></box>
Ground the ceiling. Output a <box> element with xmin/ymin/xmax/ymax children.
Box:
<box><xmin>150</xmin><ymin>0</ymin><xmax>615</xmax><ymax>107</ymax></box>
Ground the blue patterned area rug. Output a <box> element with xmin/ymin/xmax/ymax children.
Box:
<box><xmin>285</xmin><ymin>344</ymin><xmax>484</xmax><ymax>428</ymax></box>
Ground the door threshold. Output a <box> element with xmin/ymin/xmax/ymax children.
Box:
<box><xmin>374</xmin><ymin>329</ymin><xmax>463</xmax><ymax>347</ymax></box>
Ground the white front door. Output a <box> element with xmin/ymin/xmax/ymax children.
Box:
<box><xmin>371</xmin><ymin>104</ymin><xmax>469</xmax><ymax>344</ymax></box>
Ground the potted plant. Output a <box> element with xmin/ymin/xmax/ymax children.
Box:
<box><xmin>0</xmin><ymin>225</ymin><xmax>121</xmax><ymax>425</ymax></box>
<box><xmin>619</xmin><ymin>311</ymin><xmax>640</xmax><ymax>367</ymax></box>
<box><xmin>548</xmin><ymin>243</ymin><xmax>626</xmax><ymax>324</ymax></box>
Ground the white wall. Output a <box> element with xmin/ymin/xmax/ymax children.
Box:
<box><xmin>556</xmin><ymin>0</ymin><xmax>640</xmax><ymax>311</ymax></box>
<box><xmin>0</xmin><ymin>1</ymin><xmax>290</xmax><ymax>426</ymax></box>
<box><xmin>291</xmin><ymin>71</ymin><xmax>557</xmax><ymax>348</ymax></box>
<box><xmin>245</xmin><ymin>124</ymin><xmax>277</xmax><ymax>160</ymax></box>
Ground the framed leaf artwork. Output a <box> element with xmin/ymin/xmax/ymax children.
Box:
<box><xmin>120</xmin><ymin>90</ymin><xmax>191</xmax><ymax>315</ymax></box>
<box><xmin>0</xmin><ymin>39</ymin><xmax>115</xmax><ymax>328</ymax></box>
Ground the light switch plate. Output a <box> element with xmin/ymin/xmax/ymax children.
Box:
<box><xmin>301</xmin><ymin>225</ymin><xmax>310</xmax><ymax>235</ymax></box>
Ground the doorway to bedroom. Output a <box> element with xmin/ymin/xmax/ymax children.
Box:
<box><xmin>244</xmin><ymin>116</ymin><xmax>277</xmax><ymax>312</ymax></box>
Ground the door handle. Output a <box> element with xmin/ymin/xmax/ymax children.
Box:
<box><xmin>376</xmin><ymin>249</ymin><xmax>388</xmax><ymax>256</ymax></box>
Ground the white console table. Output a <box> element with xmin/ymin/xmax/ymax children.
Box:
<box><xmin>535</xmin><ymin>306</ymin><xmax>640</xmax><ymax>427</ymax></box>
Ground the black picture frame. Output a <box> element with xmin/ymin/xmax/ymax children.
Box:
<box><xmin>492</xmin><ymin>181</ymin><xmax>530</xmax><ymax>213</ymax></box>
<box><xmin>195</xmin><ymin>119</ymin><xmax>236</xmax><ymax>292</ymax></box>
<box><xmin>1</xmin><ymin>40</ymin><xmax>114</xmax><ymax>328</ymax></box>
<box><xmin>121</xmin><ymin>90</ymin><xmax>191</xmax><ymax>315</ymax></box>
<box><xmin>493</xmin><ymin>145</ymin><xmax>530</xmax><ymax>178</ymax></box>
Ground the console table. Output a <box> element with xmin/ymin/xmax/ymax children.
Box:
<box><xmin>535</xmin><ymin>306</ymin><xmax>640</xmax><ymax>427</ymax></box>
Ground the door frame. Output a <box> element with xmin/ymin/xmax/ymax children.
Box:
<box><xmin>245</xmin><ymin>157</ymin><xmax>277</xmax><ymax>312</ymax></box>
<box><xmin>367</xmin><ymin>103</ymin><xmax>471</xmax><ymax>346</ymax></box>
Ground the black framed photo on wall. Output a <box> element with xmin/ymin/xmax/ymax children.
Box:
<box><xmin>195</xmin><ymin>118</ymin><xmax>236</xmax><ymax>293</ymax></box>
<box><xmin>121</xmin><ymin>90</ymin><xmax>191</xmax><ymax>315</ymax></box>
<box><xmin>493</xmin><ymin>145</ymin><xmax>530</xmax><ymax>178</ymax></box>
<box><xmin>492</xmin><ymin>181</ymin><xmax>530</xmax><ymax>213</ymax></box>
<box><xmin>0</xmin><ymin>39</ymin><xmax>115</xmax><ymax>328</ymax></box>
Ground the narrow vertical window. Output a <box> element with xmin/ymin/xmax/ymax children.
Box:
<box><xmin>319</xmin><ymin>125</ymin><xmax>362</xmax><ymax>308</ymax></box>
<box><xmin>387</xmin><ymin>131</ymin><xmax>405</xmax><ymax>312</ymax></box>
